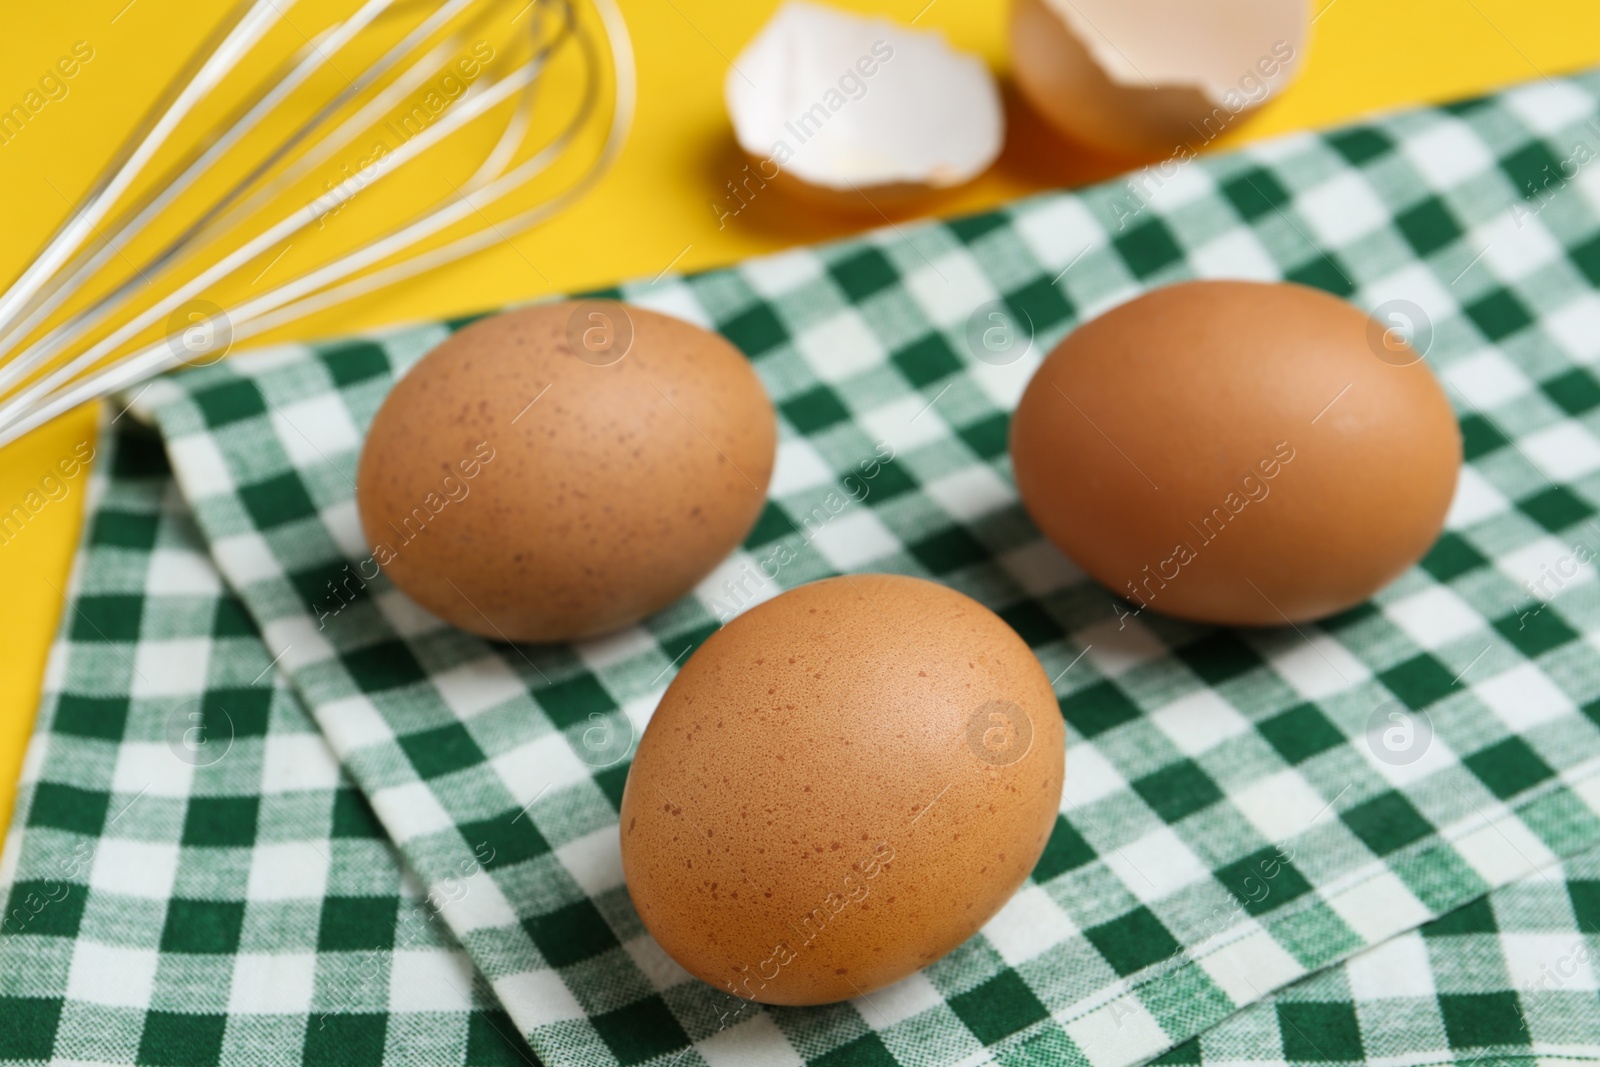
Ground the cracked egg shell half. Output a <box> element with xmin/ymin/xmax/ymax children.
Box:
<box><xmin>620</xmin><ymin>574</ymin><xmax>1066</xmax><ymax>1006</ymax></box>
<box><xmin>355</xmin><ymin>301</ymin><xmax>776</xmax><ymax>643</ymax></box>
<box><xmin>724</xmin><ymin>1</ymin><xmax>1003</xmax><ymax>213</ymax></box>
<box><xmin>1010</xmin><ymin>0</ymin><xmax>1307</xmax><ymax>158</ymax></box>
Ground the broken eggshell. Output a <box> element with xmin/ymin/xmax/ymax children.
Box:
<box><xmin>1009</xmin><ymin>0</ymin><xmax>1307</xmax><ymax>158</ymax></box>
<box><xmin>723</xmin><ymin>1</ymin><xmax>1003</xmax><ymax>212</ymax></box>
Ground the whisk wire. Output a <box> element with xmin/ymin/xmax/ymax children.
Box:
<box><xmin>0</xmin><ymin>0</ymin><xmax>633</xmax><ymax>451</ymax></box>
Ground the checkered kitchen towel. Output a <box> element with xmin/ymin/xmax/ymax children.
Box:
<box><xmin>10</xmin><ymin>63</ymin><xmax>1600</xmax><ymax>1066</ymax></box>
<box><xmin>9</xmin><ymin>424</ymin><xmax>1600</xmax><ymax>1067</ymax></box>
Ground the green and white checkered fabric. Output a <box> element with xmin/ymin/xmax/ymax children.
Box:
<box><xmin>1169</xmin><ymin>839</ymin><xmax>1600</xmax><ymax>1067</ymax></box>
<box><xmin>0</xmin><ymin>425</ymin><xmax>538</xmax><ymax>1065</ymax></box>
<box><xmin>7</xmin><ymin>65</ymin><xmax>1600</xmax><ymax>1066</ymax></box>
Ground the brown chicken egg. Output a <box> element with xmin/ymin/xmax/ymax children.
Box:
<box><xmin>1010</xmin><ymin>281</ymin><xmax>1461</xmax><ymax>626</ymax></box>
<box><xmin>356</xmin><ymin>301</ymin><xmax>776</xmax><ymax>643</ymax></box>
<box><xmin>620</xmin><ymin>574</ymin><xmax>1065</xmax><ymax>1006</ymax></box>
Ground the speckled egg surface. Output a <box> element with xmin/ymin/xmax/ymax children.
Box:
<box><xmin>619</xmin><ymin>574</ymin><xmax>1066</xmax><ymax>1006</ymax></box>
<box><xmin>1011</xmin><ymin>280</ymin><xmax>1461</xmax><ymax>626</ymax></box>
<box><xmin>356</xmin><ymin>301</ymin><xmax>776</xmax><ymax>642</ymax></box>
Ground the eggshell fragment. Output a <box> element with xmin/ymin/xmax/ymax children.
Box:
<box><xmin>725</xmin><ymin>1</ymin><xmax>1003</xmax><ymax>208</ymax></box>
<box><xmin>1010</xmin><ymin>281</ymin><xmax>1461</xmax><ymax>627</ymax></box>
<box><xmin>356</xmin><ymin>301</ymin><xmax>776</xmax><ymax>643</ymax></box>
<box><xmin>620</xmin><ymin>574</ymin><xmax>1065</xmax><ymax>1005</ymax></box>
<box><xmin>1009</xmin><ymin>0</ymin><xmax>1307</xmax><ymax>157</ymax></box>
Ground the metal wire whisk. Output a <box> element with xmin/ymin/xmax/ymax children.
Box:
<box><xmin>0</xmin><ymin>0</ymin><xmax>635</xmax><ymax>450</ymax></box>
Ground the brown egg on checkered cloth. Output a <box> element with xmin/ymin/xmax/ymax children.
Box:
<box><xmin>621</xmin><ymin>574</ymin><xmax>1066</xmax><ymax>1005</ymax></box>
<box><xmin>1011</xmin><ymin>280</ymin><xmax>1462</xmax><ymax>626</ymax></box>
<box><xmin>356</xmin><ymin>301</ymin><xmax>777</xmax><ymax>643</ymax></box>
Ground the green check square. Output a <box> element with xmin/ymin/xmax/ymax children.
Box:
<box><xmin>813</xmin><ymin>1033</ymin><xmax>898</xmax><ymax>1067</ymax></box>
<box><xmin>946</xmin><ymin>212</ymin><xmax>1008</xmax><ymax>244</ymax></box>
<box><xmin>331</xmin><ymin>788</ymin><xmax>385</xmax><ymax>839</ymax></box>
<box><xmin>459</xmin><ymin>813</ymin><xmax>549</xmax><ymax>869</ymax></box>
<box><xmin>110</xmin><ymin>427</ymin><xmax>169</xmax><ymax>479</ymax></box>
<box><xmin>720</xmin><ymin>302</ymin><xmax>789</xmax><ymax>358</ymax></box>
<box><xmin>594</xmin><ymin>763</ymin><xmax>629</xmax><ymax>812</ymax></box>
<box><xmin>1567</xmin><ymin>880</ymin><xmax>1600</xmax><ymax>931</ymax></box>
<box><xmin>0</xmin><ymin>996</ymin><xmax>62</xmax><ymax>1059</ymax></box>
<box><xmin>538</xmin><ymin>673</ymin><xmax>617</xmax><ymax>730</ymax></box>
<box><xmin>910</xmin><ymin>526</ymin><xmax>988</xmax><ymax>573</ymax></box>
<box><xmin>4</xmin><ymin>881</ymin><xmax>87</xmax><ymax>938</ymax></box>
<box><xmin>1285</xmin><ymin>256</ymin><xmax>1355</xmax><ymax>298</ymax></box>
<box><xmin>398</xmin><ymin>722</ymin><xmax>486</xmax><ymax>780</ymax></box>
<box><xmin>1424</xmin><ymin>894</ymin><xmax>1496</xmax><ymax>936</ymax></box>
<box><xmin>1421</xmin><ymin>532</ymin><xmax>1490</xmax><ymax>582</ymax></box>
<box><xmin>1178</xmin><ymin>632</ymin><xmax>1264</xmax><ymax>686</ymax></box>
<box><xmin>29</xmin><ymin>782</ymin><xmax>110</xmax><ymax>836</ymax></box>
<box><xmin>1341</xmin><ymin>790</ymin><xmax>1433</xmax><ymax>856</ymax></box>
<box><xmin>137</xmin><ymin>1010</ymin><xmax>228</xmax><ymax>1066</ymax></box>
<box><xmin>1545</xmin><ymin>367</ymin><xmax>1600</xmax><ymax>415</ymax></box>
<box><xmin>238</xmin><ymin>472</ymin><xmax>320</xmax><ymax>530</ymax></box>
<box><xmin>523</xmin><ymin>898</ymin><xmax>618</xmax><ymax>967</ymax></box>
<box><xmin>746</xmin><ymin>501</ymin><xmax>797</xmax><ymax>548</ymax></box>
<box><xmin>341</xmin><ymin>639</ymin><xmax>428</xmax><ymax>692</ymax></box>
<box><xmin>1114</xmin><ymin>219</ymin><xmax>1185</xmax><ymax>278</ymax></box>
<box><xmin>958</xmin><ymin>412</ymin><xmax>1009</xmax><ymax>461</ymax></box>
<box><xmin>1216</xmin><ymin>847</ymin><xmax>1313</xmax><ymax>917</ymax></box>
<box><xmin>892</xmin><ymin>333</ymin><xmax>964</xmax><ymax>389</ymax></box>
<box><xmin>781</xmin><ymin>385</ymin><xmax>853</xmax><ymax>435</ymax></box>
<box><xmin>1326</xmin><ymin>127</ymin><xmax>1391</xmax><ymax>165</ymax></box>
<box><xmin>1395</xmin><ymin>199</ymin><xmax>1463</xmax><ymax>257</ymax></box>
<box><xmin>1569</xmin><ymin>231</ymin><xmax>1600</xmax><ymax>286</ymax></box>
<box><xmin>53</xmin><ymin>694</ymin><xmax>129</xmax><ymax>741</ymax></box>
<box><xmin>465</xmin><ymin>1010</ymin><xmax>540</xmax><ymax>1065</ymax></box>
<box><xmin>1459</xmin><ymin>413</ymin><xmax>1509</xmax><ymax>461</ymax></box>
<box><xmin>1259</xmin><ymin>704</ymin><xmax>1345</xmax><ymax>765</ymax></box>
<box><xmin>1519</xmin><ymin>485</ymin><xmax>1595</xmax><ymax>533</ymax></box>
<box><xmin>194</xmin><ymin>378</ymin><xmax>267</xmax><ymax>428</ymax></box>
<box><xmin>998</xmin><ymin>601</ymin><xmax>1064</xmax><ymax>649</ymax></box>
<box><xmin>1493</xmin><ymin>607</ymin><xmax>1579</xmax><ymax>657</ymax></box>
<box><xmin>1501</xmin><ymin>141</ymin><xmax>1565</xmax><ymax>200</ymax></box>
<box><xmin>1007</xmin><ymin>276</ymin><xmax>1074</xmax><ymax>333</ymax></box>
<box><xmin>1276</xmin><ymin>1001</ymin><xmax>1363</xmax><ymax>1061</ymax></box>
<box><xmin>1086</xmin><ymin>906</ymin><xmax>1182</xmax><ymax>976</ymax></box>
<box><xmin>829</xmin><ymin>247</ymin><xmax>899</xmax><ymax>302</ymax></box>
<box><xmin>88</xmin><ymin>509</ymin><xmax>160</xmax><ymax>551</ymax></box>
<box><xmin>1153</xmin><ymin>1038</ymin><xmax>1202</xmax><ymax>1065</ymax></box>
<box><xmin>1438</xmin><ymin>991</ymin><xmax>1531</xmax><ymax>1048</ymax></box>
<box><xmin>591</xmin><ymin>995</ymin><xmax>690</xmax><ymax>1066</ymax></box>
<box><xmin>211</xmin><ymin>599</ymin><xmax>257</xmax><ymax>638</ymax></box>
<box><xmin>1061</xmin><ymin>681</ymin><xmax>1141</xmax><ymax>738</ymax></box>
<box><xmin>318</xmin><ymin>896</ymin><xmax>399</xmax><ymax>951</ymax></box>
<box><xmin>161</xmin><ymin>898</ymin><xmax>246</xmax><ymax>954</ymax></box>
<box><xmin>1463</xmin><ymin>736</ymin><xmax>1556</xmax><ymax>800</ymax></box>
<box><xmin>949</xmin><ymin>970</ymin><xmax>1049</xmax><ymax>1045</ymax></box>
<box><xmin>180</xmin><ymin>795</ymin><xmax>260</xmax><ymax>848</ymax></box>
<box><xmin>69</xmin><ymin>594</ymin><xmax>143</xmax><ymax>642</ymax></box>
<box><xmin>1134</xmin><ymin>760</ymin><xmax>1224</xmax><ymax>823</ymax></box>
<box><xmin>1032</xmin><ymin>815</ymin><xmax>1096</xmax><ymax>882</ymax></box>
<box><xmin>204</xmin><ymin>687</ymin><xmax>273</xmax><ymax>738</ymax></box>
<box><xmin>1464</xmin><ymin>289</ymin><xmax>1534</xmax><ymax>341</ymax></box>
<box><xmin>1222</xmin><ymin>168</ymin><xmax>1290</xmax><ymax>221</ymax></box>
<box><xmin>304</xmin><ymin>1014</ymin><xmax>389</xmax><ymax>1065</ymax></box>
<box><xmin>1378</xmin><ymin>655</ymin><xmax>1455</xmax><ymax>710</ymax></box>
<box><xmin>323</xmin><ymin>341</ymin><xmax>392</xmax><ymax>387</ymax></box>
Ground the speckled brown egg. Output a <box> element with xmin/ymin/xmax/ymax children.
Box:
<box><xmin>619</xmin><ymin>574</ymin><xmax>1066</xmax><ymax>1006</ymax></box>
<box><xmin>356</xmin><ymin>301</ymin><xmax>776</xmax><ymax>642</ymax></box>
<box><xmin>1011</xmin><ymin>280</ymin><xmax>1462</xmax><ymax>626</ymax></box>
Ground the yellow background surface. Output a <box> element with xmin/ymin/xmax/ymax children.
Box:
<box><xmin>2</xmin><ymin>0</ymin><xmax>1598</xmax><ymax>846</ymax></box>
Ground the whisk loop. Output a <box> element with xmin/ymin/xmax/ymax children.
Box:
<box><xmin>0</xmin><ymin>0</ymin><xmax>635</xmax><ymax>449</ymax></box>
